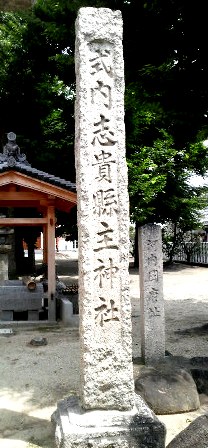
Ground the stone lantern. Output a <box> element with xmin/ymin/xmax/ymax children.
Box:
<box><xmin>0</xmin><ymin>221</ymin><xmax>14</xmax><ymax>282</ymax></box>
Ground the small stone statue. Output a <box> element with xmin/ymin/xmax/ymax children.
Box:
<box><xmin>3</xmin><ymin>132</ymin><xmax>20</xmax><ymax>158</ymax></box>
<box><xmin>0</xmin><ymin>132</ymin><xmax>29</xmax><ymax>166</ymax></box>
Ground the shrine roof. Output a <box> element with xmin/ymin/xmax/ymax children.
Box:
<box><xmin>0</xmin><ymin>132</ymin><xmax>76</xmax><ymax>194</ymax></box>
<box><xmin>0</xmin><ymin>161</ymin><xmax>76</xmax><ymax>193</ymax></box>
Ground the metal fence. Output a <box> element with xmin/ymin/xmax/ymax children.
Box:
<box><xmin>173</xmin><ymin>242</ymin><xmax>208</xmax><ymax>265</ymax></box>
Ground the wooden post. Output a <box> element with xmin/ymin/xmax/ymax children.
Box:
<box><xmin>47</xmin><ymin>205</ymin><xmax>56</xmax><ymax>321</ymax></box>
<box><xmin>43</xmin><ymin>224</ymin><xmax>48</xmax><ymax>264</ymax></box>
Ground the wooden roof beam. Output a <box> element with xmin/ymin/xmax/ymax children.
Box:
<box><xmin>0</xmin><ymin>217</ymin><xmax>47</xmax><ymax>226</ymax></box>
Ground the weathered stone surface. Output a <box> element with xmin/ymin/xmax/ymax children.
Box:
<box><xmin>138</xmin><ymin>224</ymin><xmax>165</xmax><ymax>364</ymax></box>
<box><xmin>52</xmin><ymin>7</ymin><xmax>166</xmax><ymax>448</ymax></box>
<box><xmin>147</xmin><ymin>354</ymin><xmax>208</xmax><ymax>395</ymax></box>
<box><xmin>166</xmin><ymin>414</ymin><xmax>208</xmax><ymax>448</ymax></box>
<box><xmin>29</xmin><ymin>337</ymin><xmax>47</xmax><ymax>346</ymax></box>
<box><xmin>0</xmin><ymin>254</ymin><xmax>9</xmax><ymax>282</ymax></box>
<box><xmin>52</xmin><ymin>395</ymin><xmax>166</xmax><ymax>448</ymax></box>
<box><xmin>135</xmin><ymin>365</ymin><xmax>200</xmax><ymax>414</ymax></box>
<box><xmin>0</xmin><ymin>227</ymin><xmax>13</xmax><ymax>282</ymax></box>
<box><xmin>189</xmin><ymin>356</ymin><xmax>208</xmax><ymax>394</ymax></box>
<box><xmin>75</xmin><ymin>6</ymin><xmax>134</xmax><ymax>411</ymax></box>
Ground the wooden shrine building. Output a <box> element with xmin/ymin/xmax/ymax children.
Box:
<box><xmin>0</xmin><ymin>132</ymin><xmax>77</xmax><ymax>321</ymax></box>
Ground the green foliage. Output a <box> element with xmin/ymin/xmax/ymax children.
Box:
<box><xmin>126</xmin><ymin>96</ymin><xmax>208</xmax><ymax>226</ymax></box>
<box><xmin>1</xmin><ymin>0</ymin><xmax>208</xmax><ymax>238</ymax></box>
<box><xmin>0</xmin><ymin>7</ymin><xmax>76</xmax><ymax>179</ymax></box>
<box><xmin>124</xmin><ymin>0</ymin><xmax>208</xmax><ymax>228</ymax></box>
<box><xmin>55</xmin><ymin>207</ymin><xmax>78</xmax><ymax>241</ymax></box>
<box><xmin>162</xmin><ymin>224</ymin><xmax>206</xmax><ymax>264</ymax></box>
<box><xmin>127</xmin><ymin>131</ymin><xmax>175</xmax><ymax>223</ymax></box>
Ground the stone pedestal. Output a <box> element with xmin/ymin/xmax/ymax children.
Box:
<box><xmin>52</xmin><ymin>395</ymin><xmax>165</xmax><ymax>448</ymax></box>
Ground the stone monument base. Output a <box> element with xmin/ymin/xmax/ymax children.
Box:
<box><xmin>51</xmin><ymin>395</ymin><xmax>165</xmax><ymax>448</ymax></box>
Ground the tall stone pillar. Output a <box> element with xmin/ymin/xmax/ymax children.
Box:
<box><xmin>52</xmin><ymin>8</ymin><xmax>165</xmax><ymax>448</ymax></box>
<box><xmin>138</xmin><ymin>224</ymin><xmax>165</xmax><ymax>364</ymax></box>
<box><xmin>75</xmin><ymin>6</ymin><xmax>134</xmax><ymax>412</ymax></box>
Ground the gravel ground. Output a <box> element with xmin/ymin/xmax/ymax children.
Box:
<box><xmin>0</xmin><ymin>252</ymin><xmax>208</xmax><ymax>447</ymax></box>
<box><xmin>130</xmin><ymin>262</ymin><xmax>208</xmax><ymax>445</ymax></box>
<box><xmin>131</xmin><ymin>262</ymin><xmax>208</xmax><ymax>359</ymax></box>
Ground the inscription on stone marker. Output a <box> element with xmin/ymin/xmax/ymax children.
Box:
<box><xmin>51</xmin><ymin>10</ymin><xmax>166</xmax><ymax>448</ymax></box>
<box><xmin>139</xmin><ymin>224</ymin><xmax>165</xmax><ymax>363</ymax></box>
<box><xmin>89</xmin><ymin>39</ymin><xmax>121</xmax><ymax>329</ymax></box>
<box><xmin>75</xmin><ymin>7</ymin><xmax>134</xmax><ymax>410</ymax></box>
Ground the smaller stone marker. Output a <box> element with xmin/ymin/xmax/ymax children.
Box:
<box><xmin>138</xmin><ymin>224</ymin><xmax>165</xmax><ymax>364</ymax></box>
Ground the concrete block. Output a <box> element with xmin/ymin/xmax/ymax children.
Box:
<box><xmin>0</xmin><ymin>283</ymin><xmax>43</xmax><ymax>311</ymax></box>
<box><xmin>60</xmin><ymin>298</ymin><xmax>73</xmax><ymax>324</ymax></box>
<box><xmin>28</xmin><ymin>310</ymin><xmax>39</xmax><ymax>321</ymax></box>
<box><xmin>1</xmin><ymin>310</ymin><xmax>13</xmax><ymax>321</ymax></box>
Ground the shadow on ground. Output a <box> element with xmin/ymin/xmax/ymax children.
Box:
<box><xmin>163</xmin><ymin>262</ymin><xmax>208</xmax><ymax>272</ymax></box>
<box><xmin>175</xmin><ymin>323</ymin><xmax>208</xmax><ymax>336</ymax></box>
<box><xmin>0</xmin><ymin>408</ymin><xmax>55</xmax><ymax>447</ymax></box>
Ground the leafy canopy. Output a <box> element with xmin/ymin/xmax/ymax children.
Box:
<box><xmin>1</xmin><ymin>0</ymin><xmax>208</xmax><ymax>233</ymax></box>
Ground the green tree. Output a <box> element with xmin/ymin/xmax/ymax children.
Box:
<box><xmin>1</xmin><ymin>0</ymin><xmax>208</xmax><ymax>251</ymax></box>
<box><xmin>122</xmin><ymin>0</ymin><xmax>208</xmax><ymax>264</ymax></box>
<box><xmin>0</xmin><ymin>7</ymin><xmax>76</xmax><ymax>180</ymax></box>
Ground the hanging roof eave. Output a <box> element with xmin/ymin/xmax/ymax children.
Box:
<box><xmin>0</xmin><ymin>169</ymin><xmax>77</xmax><ymax>213</ymax></box>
